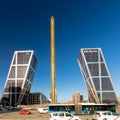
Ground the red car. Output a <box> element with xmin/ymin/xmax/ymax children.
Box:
<box><xmin>19</xmin><ymin>109</ymin><xmax>31</xmax><ymax>114</ymax></box>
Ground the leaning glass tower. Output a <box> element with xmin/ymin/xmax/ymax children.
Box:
<box><xmin>1</xmin><ymin>50</ymin><xmax>37</xmax><ymax>106</ymax></box>
<box><xmin>78</xmin><ymin>48</ymin><xmax>118</xmax><ymax>104</ymax></box>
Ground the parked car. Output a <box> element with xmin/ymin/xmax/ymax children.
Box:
<box><xmin>4</xmin><ymin>106</ymin><xmax>20</xmax><ymax>111</ymax></box>
<box><xmin>49</xmin><ymin>112</ymin><xmax>81</xmax><ymax>120</ymax></box>
<box><xmin>38</xmin><ymin>107</ymin><xmax>48</xmax><ymax>113</ymax></box>
<box><xmin>19</xmin><ymin>109</ymin><xmax>31</xmax><ymax>115</ymax></box>
<box><xmin>92</xmin><ymin>111</ymin><xmax>120</xmax><ymax>120</ymax></box>
<box><xmin>0</xmin><ymin>108</ymin><xmax>4</xmax><ymax>112</ymax></box>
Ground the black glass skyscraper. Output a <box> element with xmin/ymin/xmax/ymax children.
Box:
<box><xmin>1</xmin><ymin>50</ymin><xmax>37</xmax><ymax>106</ymax></box>
<box><xmin>78</xmin><ymin>48</ymin><xmax>118</xmax><ymax>104</ymax></box>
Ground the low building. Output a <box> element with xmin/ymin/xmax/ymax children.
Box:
<box><xmin>27</xmin><ymin>92</ymin><xmax>50</xmax><ymax>105</ymax></box>
<box><xmin>72</xmin><ymin>92</ymin><xmax>84</xmax><ymax>104</ymax></box>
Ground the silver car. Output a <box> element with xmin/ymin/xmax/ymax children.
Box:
<box><xmin>92</xmin><ymin>111</ymin><xmax>120</xmax><ymax>120</ymax></box>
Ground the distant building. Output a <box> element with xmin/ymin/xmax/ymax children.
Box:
<box><xmin>28</xmin><ymin>92</ymin><xmax>50</xmax><ymax>105</ymax></box>
<box><xmin>1</xmin><ymin>50</ymin><xmax>38</xmax><ymax>106</ymax></box>
<box><xmin>78</xmin><ymin>48</ymin><xmax>119</xmax><ymax>104</ymax></box>
<box><xmin>118</xmin><ymin>97</ymin><xmax>120</xmax><ymax>105</ymax></box>
<box><xmin>72</xmin><ymin>92</ymin><xmax>83</xmax><ymax>104</ymax></box>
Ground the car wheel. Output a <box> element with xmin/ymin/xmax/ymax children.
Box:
<box><xmin>103</xmin><ymin>118</ymin><xmax>108</xmax><ymax>120</ymax></box>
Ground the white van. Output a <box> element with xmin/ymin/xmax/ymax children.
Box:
<box><xmin>38</xmin><ymin>108</ymin><xmax>48</xmax><ymax>113</ymax></box>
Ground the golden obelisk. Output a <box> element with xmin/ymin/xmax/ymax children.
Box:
<box><xmin>50</xmin><ymin>16</ymin><xmax>56</xmax><ymax>103</ymax></box>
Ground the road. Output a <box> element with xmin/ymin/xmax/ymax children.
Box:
<box><xmin>0</xmin><ymin>110</ymin><xmax>93</xmax><ymax>120</ymax></box>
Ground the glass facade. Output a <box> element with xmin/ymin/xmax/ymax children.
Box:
<box><xmin>1</xmin><ymin>50</ymin><xmax>38</xmax><ymax>106</ymax></box>
<box><xmin>28</xmin><ymin>92</ymin><xmax>50</xmax><ymax>105</ymax></box>
<box><xmin>78</xmin><ymin>48</ymin><xmax>118</xmax><ymax>104</ymax></box>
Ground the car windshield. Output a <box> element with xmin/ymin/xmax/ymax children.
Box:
<box><xmin>66</xmin><ymin>113</ymin><xmax>72</xmax><ymax>117</ymax></box>
<box><xmin>59</xmin><ymin>113</ymin><xmax>64</xmax><ymax>117</ymax></box>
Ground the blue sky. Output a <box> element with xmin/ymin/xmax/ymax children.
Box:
<box><xmin>0</xmin><ymin>0</ymin><xmax>120</xmax><ymax>102</ymax></box>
